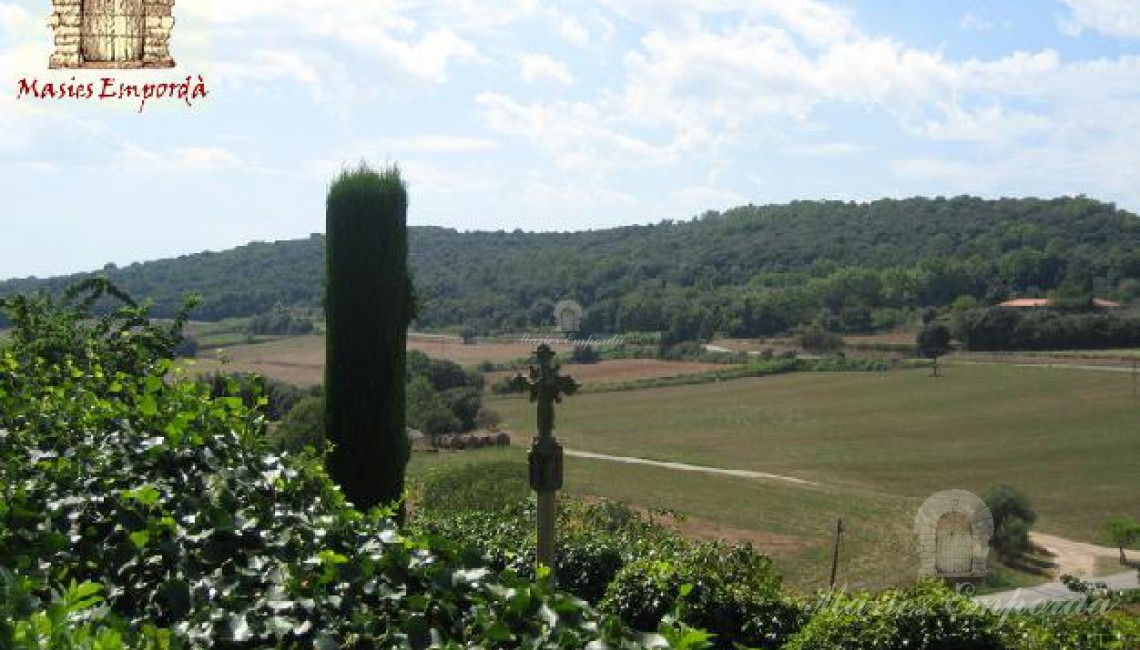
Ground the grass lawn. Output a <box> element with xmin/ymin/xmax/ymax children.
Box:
<box><xmin>489</xmin><ymin>364</ymin><xmax>1139</xmax><ymax>546</ymax></box>
<box><xmin>407</xmin><ymin>447</ymin><xmax>922</xmax><ymax>593</ymax></box>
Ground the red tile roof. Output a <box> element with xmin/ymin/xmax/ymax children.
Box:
<box><xmin>996</xmin><ymin>298</ymin><xmax>1121</xmax><ymax>308</ymax></box>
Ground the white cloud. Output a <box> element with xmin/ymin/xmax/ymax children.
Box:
<box><xmin>1059</xmin><ymin>0</ymin><xmax>1140</xmax><ymax>38</ymax></box>
<box><xmin>116</xmin><ymin>145</ymin><xmax>242</xmax><ymax>172</ymax></box>
<box><xmin>385</xmin><ymin>135</ymin><xmax>499</xmax><ymax>154</ymax></box>
<box><xmin>557</xmin><ymin>13</ymin><xmax>591</xmax><ymax>46</ymax></box>
<box><xmin>785</xmin><ymin>141</ymin><xmax>869</xmax><ymax>156</ymax></box>
<box><xmin>330</xmin><ymin>135</ymin><xmax>499</xmax><ymax>156</ymax></box>
<box><xmin>0</xmin><ymin>2</ymin><xmax>35</xmax><ymax>37</ymax></box>
<box><xmin>520</xmin><ymin>54</ymin><xmax>575</xmax><ymax>85</ymax></box>
<box><xmin>398</xmin><ymin>160</ymin><xmax>501</xmax><ymax>195</ymax></box>
<box><xmin>960</xmin><ymin>13</ymin><xmax>994</xmax><ymax>31</ymax></box>
<box><xmin>519</xmin><ymin>179</ymin><xmax>636</xmax><ymax>208</ymax></box>
<box><xmin>476</xmin><ymin>92</ymin><xmax>679</xmax><ymax>169</ymax></box>
<box><xmin>467</xmin><ymin>0</ymin><xmax>1140</xmax><ymax>211</ymax></box>
<box><xmin>183</xmin><ymin>0</ymin><xmax>479</xmax><ymax>82</ymax></box>
<box><xmin>914</xmin><ymin>104</ymin><xmax>1053</xmax><ymax>144</ymax></box>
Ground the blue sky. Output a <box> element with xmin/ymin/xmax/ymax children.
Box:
<box><xmin>2</xmin><ymin>0</ymin><xmax>1139</xmax><ymax>279</ymax></box>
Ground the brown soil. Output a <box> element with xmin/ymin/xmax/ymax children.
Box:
<box><xmin>488</xmin><ymin>359</ymin><xmax>728</xmax><ymax>385</ymax></box>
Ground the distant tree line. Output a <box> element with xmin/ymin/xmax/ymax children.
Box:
<box><xmin>3</xmin><ymin>197</ymin><xmax>1139</xmax><ymax>342</ymax></box>
<box><xmin>951</xmin><ymin>308</ymin><xmax>1140</xmax><ymax>351</ymax></box>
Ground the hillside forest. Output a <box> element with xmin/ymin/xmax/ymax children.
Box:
<box><xmin>2</xmin><ymin>196</ymin><xmax>1139</xmax><ymax>342</ymax></box>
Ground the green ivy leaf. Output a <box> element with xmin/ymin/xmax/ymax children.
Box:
<box><xmin>157</xmin><ymin>578</ymin><xmax>192</xmax><ymax>620</ymax></box>
<box><xmin>128</xmin><ymin>530</ymin><xmax>150</xmax><ymax>549</ymax></box>
<box><xmin>138</xmin><ymin>394</ymin><xmax>158</xmax><ymax>417</ymax></box>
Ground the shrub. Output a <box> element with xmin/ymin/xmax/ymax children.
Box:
<box><xmin>247</xmin><ymin>305</ymin><xmax>315</xmax><ymax>335</ymax></box>
<box><xmin>275</xmin><ymin>394</ymin><xmax>327</xmax><ymax>453</ymax></box>
<box><xmin>174</xmin><ymin>335</ymin><xmax>199</xmax><ymax>358</ymax></box>
<box><xmin>799</xmin><ymin>325</ymin><xmax>844</xmax><ymax>352</ymax></box>
<box><xmin>952</xmin><ymin>307</ymin><xmax>1140</xmax><ymax>351</ymax></box>
<box><xmin>999</xmin><ymin>610</ymin><xmax>1140</xmax><ymax>650</ymax></box>
<box><xmin>415</xmin><ymin>461</ymin><xmax>531</xmax><ymax>514</ymax></box>
<box><xmin>199</xmin><ymin>370</ymin><xmax>310</xmax><ymax>421</ymax></box>
<box><xmin>572</xmin><ymin>344</ymin><xmax>600</xmax><ymax>364</ymax></box>
<box><xmin>916</xmin><ymin>323</ymin><xmax>951</xmax><ymax>358</ymax></box>
<box><xmin>474</xmin><ymin>407</ymin><xmax>502</xmax><ymax>430</ymax></box>
<box><xmin>983</xmin><ymin>484</ymin><xmax>1037</xmax><ymax>560</ymax></box>
<box><xmin>459</xmin><ymin>325</ymin><xmax>477</xmax><ymax>344</ymax></box>
<box><xmin>786</xmin><ymin>581</ymin><xmax>1004</xmax><ymax>650</ymax></box>
<box><xmin>441</xmin><ymin>385</ymin><xmax>482</xmax><ymax>431</ymax></box>
<box><xmin>407</xmin><ymin>376</ymin><xmax>461</xmax><ymax>435</ymax></box>
<box><xmin>1104</xmin><ymin>516</ymin><xmax>1140</xmax><ymax>554</ymax></box>
<box><xmin>600</xmin><ymin>542</ymin><xmax>801</xmax><ymax>649</ymax></box>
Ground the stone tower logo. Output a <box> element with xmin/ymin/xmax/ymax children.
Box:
<box><xmin>48</xmin><ymin>0</ymin><xmax>176</xmax><ymax>69</ymax></box>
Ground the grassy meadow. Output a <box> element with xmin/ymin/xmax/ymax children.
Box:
<box><xmin>181</xmin><ymin>329</ymin><xmax>1138</xmax><ymax>592</ymax></box>
<box><xmin>472</xmin><ymin>363</ymin><xmax>1138</xmax><ymax>589</ymax></box>
<box><xmin>489</xmin><ymin>364</ymin><xmax>1139</xmax><ymax>538</ymax></box>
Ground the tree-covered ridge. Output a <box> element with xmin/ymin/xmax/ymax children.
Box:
<box><xmin>3</xmin><ymin>196</ymin><xmax>1138</xmax><ymax>335</ymax></box>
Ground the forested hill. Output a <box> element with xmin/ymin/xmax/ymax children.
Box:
<box><xmin>3</xmin><ymin>195</ymin><xmax>1139</xmax><ymax>337</ymax></box>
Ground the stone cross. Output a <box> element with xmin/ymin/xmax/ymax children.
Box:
<box><xmin>510</xmin><ymin>344</ymin><xmax>578</xmax><ymax>582</ymax></box>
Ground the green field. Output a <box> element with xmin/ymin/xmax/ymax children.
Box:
<box><xmin>457</xmin><ymin>364</ymin><xmax>1138</xmax><ymax>590</ymax></box>
<box><xmin>408</xmin><ymin>446</ymin><xmax>922</xmax><ymax>591</ymax></box>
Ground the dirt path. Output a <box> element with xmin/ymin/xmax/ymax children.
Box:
<box><xmin>564</xmin><ymin>449</ymin><xmax>819</xmax><ymax>486</ymax></box>
<box><xmin>946</xmin><ymin>359</ymin><xmax>1137</xmax><ymax>373</ymax></box>
<box><xmin>1030</xmin><ymin>532</ymin><xmax>1125</xmax><ymax>577</ymax></box>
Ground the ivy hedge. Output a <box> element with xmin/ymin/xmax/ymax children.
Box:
<box><xmin>0</xmin><ymin>283</ymin><xmax>679</xmax><ymax>649</ymax></box>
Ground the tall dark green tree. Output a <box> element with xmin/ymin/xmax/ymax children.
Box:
<box><xmin>324</xmin><ymin>164</ymin><xmax>413</xmax><ymax>513</ymax></box>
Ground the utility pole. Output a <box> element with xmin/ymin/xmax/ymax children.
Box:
<box><xmin>829</xmin><ymin>518</ymin><xmax>844</xmax><ymax>588</ymax></box>
<box><xmin>510</xmin><ymin>344</ymin><xmax>579</xmax><ymax>584</ymax></box>
<box><xmin>1132</xmin><ymin>359</ymin><xmax>1137</xmax><ymax>398</ymax></box>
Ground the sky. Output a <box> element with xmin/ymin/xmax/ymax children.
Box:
<box><xmin>1</xmin><ymin>0</ymin><xmax>1140</xmax><ymax>279</ymax></box>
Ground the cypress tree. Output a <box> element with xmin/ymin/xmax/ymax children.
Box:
<box><xmin>324</xmin><ymin>163</ymin><xmax>412</xmax><ymax>513</ymax></box>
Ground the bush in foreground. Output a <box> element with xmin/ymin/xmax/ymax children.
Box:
<box><xmin>786</xmin><ymin>581</ymin><xmax>1005</xmax><ymax>650</ymax></box>
<box><xmin>0</xmin><ymin>283</ymin><xmax>667</xmax><ymax>649</ymax></box>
